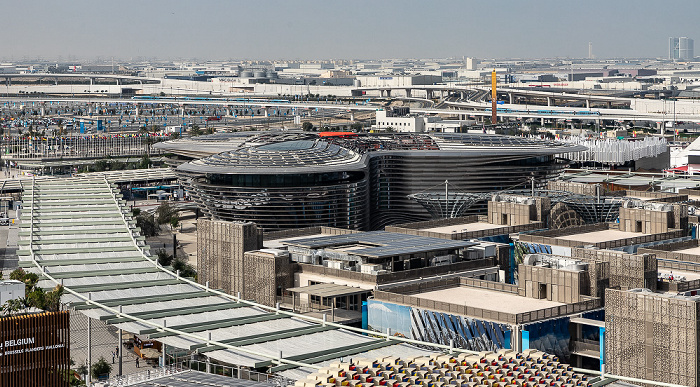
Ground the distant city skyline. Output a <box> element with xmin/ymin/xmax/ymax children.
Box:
<box><xmin>1</xmin><ymin>0</ymin><xmax>699</xmax><ymax>61</ymax></box>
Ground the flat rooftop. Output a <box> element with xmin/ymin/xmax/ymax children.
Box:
<box><xmin>671</xmin><ymin>245</ymin><xmax>700</xmax><ymax>256</ymax></box>
<box><xmin>421</xmin><ymin>222</ymin><xmax>504</xmax><ymax>234</ymax></box>
<box><xmin>554</xmin><ymin>229</ymin><xmax>645</xmax><ymax>243</ymax></box>
<box><xmin>659</xmin><ymin>269</ymin><xmax>700</xmax><ymax>281</ymax></box>
<box><xmin>282</xmin><ymin>231</ymin><xmax>477</xmax><ymax>259</ymax></box>
<box><xmin>264</xmin><ymin>233</ymin><xmax>329</xmax><ymax>249</ymax></box>
<box><xmin>624</xmin><ymin>194</ymin><xmax>656</xmax><ymax>201</ymax></box>
<box><xmin>413</xmin><ymin>285</ymin><xmax>564</xmax><ymax>314</ymax></box>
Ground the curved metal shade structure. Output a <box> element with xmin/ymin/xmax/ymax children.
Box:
<box><xmin>16</xmin><ymin>177</ymin><xmax>443</xmax><ymax>381</ymax></box>
<box><xmin>408</xmin><ymin>187</ymin><xmax>625</xmax><ymax>224</ymax></box>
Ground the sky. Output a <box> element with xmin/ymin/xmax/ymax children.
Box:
<box><xmin>1</xmin><ymin>0</ymin><xmax>698</xmax><ymax>61</ymax></box>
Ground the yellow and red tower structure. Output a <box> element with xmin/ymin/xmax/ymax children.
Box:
<box><xmin>491</xmin><ymin>69</ymin><xmax>497</xmax><ymax>124</ymax></box>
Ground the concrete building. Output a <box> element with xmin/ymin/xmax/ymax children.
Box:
<box><xmin>465</xmin><ymin>57</ymin><xmax>479</xmax><ymax>71</ymax></box>
<box><xmin>618</xmin><ymin>201</ymin><xmax>687</xmax><ymax>234</ymax></box>
<box><xmin>572</xmin><ymin>248</ymin><xmax>657</xmax><ymax>293</ymax></box>
<box><xmin>670</xmin><ymin>37</ymin><xmax>695</xmax><ymax>61</ymax></box>
<box><xmin>386</xmin><ymin>214</ymin><xmax>542</xmax><ymax>283</ymax></box>
<box><xmin>195</xmin><ymin>223</ymin><xmax>504</xmax><ymax>322</ymax></box>
<box><xmin>488</xmin><ymin>194</ymin><xmax>550</xmax><ymax>226</ymax></box>
<box><xmin>355</xmin><ymin>75</ymin><xmax>442</xmax><ymax>88</ymax></box>
<box><xmin>373</xmin><ymin>109</ymin><xmax>471</xmax><ymax>133</ymax></box>
<box><xmin>0</xmin><ymin>280</ymin><xmax>24</xmax><ymax>304</ymax></box>
<box><xmin>519</xmin><ymin>254</ymin><xmax>606</xmax><ymax>304</ymax></box>
<box><xmin>196</xmin><ymin>219</ymin><xmax>263</xmax><ymax>296</ymax></box>
<box><xmin>517</xmin><ymin>220</ymin><xmax>686</xmax><ymax>257</ymax></box>
<box><xmin>369</xmin><ymin>253</ymin><xmax>603</xmax><ymax>358</ymax></box>
<box><xmin>374</xmin><ymin>109</ymin><xmax>426</xmax><ymax>132</ymax></box>
<box><xmin>242</xmin><ymin>249</ymin><xmax>293</xmax><ymax>307</ymax></box>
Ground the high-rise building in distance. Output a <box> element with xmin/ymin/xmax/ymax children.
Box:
<box><xmin>669</xmin><ymin>37</ymin><xmax>694</xmax><ymax>60</ymax></box>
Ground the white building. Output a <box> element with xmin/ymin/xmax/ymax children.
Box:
<box><xmin>466</xmin><ymin>57</ymin><xmax>480</xmax><ymax>70</ymax></box>
<box><xmin>356</xmin><ymin>75</ymin><xmax>442</xmax><ymax>88</ymax></box>
<box><xmin>374</xmin><ymin>109</ymin><xmax>425</xmax><ymax>132</ymax></box>
<box><xmin>373</xmin><ymin>110</ymin><xmax>472</xmax><ymax>133</ymax></box>
<box><xmin>0</xmin><ymin>280</ymin><xmax>24</xmax><ymax>305</ymax></box>
<box><xmin>670</xmin><ymin>37</ymin><xmax>695</xmax><ymax>61</ymax></box>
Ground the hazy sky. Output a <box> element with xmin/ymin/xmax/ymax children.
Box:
<box><xmin>2</xmin><ymin>0</ymin><xmax>698</xmax><ymax>61</ymax></box>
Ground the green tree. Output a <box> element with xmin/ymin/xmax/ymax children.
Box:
<box><xmin>136</xmin><ymin>215</ymin><xmax>159</xmax><ymax>237</ymax></box>
<box><xmin>139</xmin><ymin>154</ymin><xmax>151</xmax><ymax>169</ymax></box>
<box><xmin>302</xmin><ymin>121</ymin><xmax>314</xmax><ymax>131</ymax></box>
<box><xmin>189</xmin><ymin>124</ymin><xmax>202</xmax><ymax>137</ymax></box>
<box><xmin>172</xmin><ymin>258</ymin><xmax>196</xmax><ymax>279</ymax></box>
<box><xmin>10</xmin><ymin>268</ymin><xmax>39</xmax><ymax>294</ymax></box>
<box><xmin>44</xmin><ymin>285</ymin><xmax>65</xmax><ymax>312</ymax></box>
<box><xmin>156</xmin><ymin>249</ymin><xmax>174</xmax><ymax>267</ymax></box>
<box><xmin>169</xmin><ymin>212</ymin><xmax>180</xmax><ymax>230</ymax></box>
<box><xmin>2</xmin><ymin>298</ymin><xmax>24</xmax><ymax>316</ymax></box>
<box><xmin>156</xmin><ymin>202</ymin><xmax>177</xmax><ymax>225</ymax></box>
<box><xmin>25</xmin><ymin>289</ymin><xmax>46</xmax><ymax>310</ymax></box>
<box><xmin>93</xmin><ymin>159</ymin><xmax>108</xmax><ymax>172</ymax></box>
<box><xmin>76</xmin><ymin>364</ymin><xmax>88</xmax><ymax>381</ymax></box>
<box><xmin>91</xmin><ymin>357</ymin><xmax>112</xmax><ymax>379</ymax></box>
<box><xmin>350</xmin><ymin>123</ymin><xmax>363</xmax><ymax>131</ymax></box>
<box><xmin>4</xmin><ymin>270</ymin><xmax>62</xmax><ymax>312</ymax></box>
<box><xmin>9</xmin><ymin>268</ymin><xmax>25</xmax><ymax>281</ymax></box>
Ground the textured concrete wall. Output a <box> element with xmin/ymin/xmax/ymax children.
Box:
<box><xmin>572</xmin><ymin>248</ymin><xmax>657</xmax><ymax>292</ymax></box>
<box><xmin>606</xmin><ymin>288</ymin><xmax>699</xmax><ymax>386</ymax></box>
<box><xmin>488</xmin><ymin>201</ymin><xmax>535</xmax><ymax>226</ymax></box>
<box><xmin>243</xmin><ymin>251</ymin><xmax>293</xmax><ymax>307</ymax></box>
<box><xmin>619</xmin><ymin>207</ymin><xmax>672</xmax><ymax>234</ymax></box>
<box><xmin>518</xmin><ymin>264</ymin><xmax>587</xmax><ymax>303</ymax></box>
<box><xmin>197</xmin><ymin>219</ymin><xmax>262</xmax><ymax>295</ymax></box>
